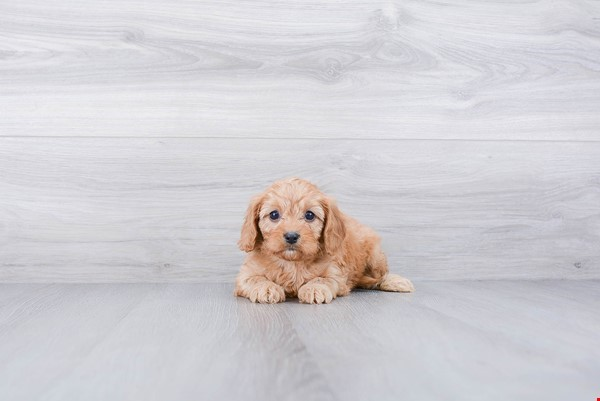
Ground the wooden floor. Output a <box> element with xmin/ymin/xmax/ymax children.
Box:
<box><xmin>1</xmin><ymin>281</ymin><xmax>599</xmax><ymax>401</ymax></box>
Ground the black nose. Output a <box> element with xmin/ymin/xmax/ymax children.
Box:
<box><xmin>284</xmin><ymin>232</ymin><xmax>300</xmax><ymax>244</ymax></box>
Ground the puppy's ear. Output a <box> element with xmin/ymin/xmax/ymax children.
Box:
<box><xmin>238</xmin><ymin>195</ymin><xmax>263</xmax><ymax>252</ymax></box>
<box><xmin>322</xmin><ymin>198</ymin><xmax>346</xmax><ymax>255</ymax></box>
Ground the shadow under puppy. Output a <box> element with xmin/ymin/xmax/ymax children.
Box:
<box><xmin>235</xmin><ymin>178</ymin><xmax>414</xmax><ymax>304</ymax></box>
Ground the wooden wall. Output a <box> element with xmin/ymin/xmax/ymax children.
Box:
<box><xmin>1</xmin><ymin>0</ymin><xmax>599</xmax><ymax>282</ymax></box>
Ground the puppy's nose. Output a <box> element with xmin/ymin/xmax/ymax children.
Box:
<box><xmin>284</xmin><ymin>232</ymin><xmax>300</xmax><ymax>244</ymax></box>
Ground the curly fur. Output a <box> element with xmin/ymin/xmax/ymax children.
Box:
<box><xmin>235</xmin><ymin>178</ymin><xmax>414</xmax><ymax>304</ymax></box>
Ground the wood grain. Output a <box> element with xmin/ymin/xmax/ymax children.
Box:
<box><xmin>1</xmin><ymin>137</ymin><xmax>599</xmax><ymax>282</ymax></box>
<box><xmin>0</xmin><ymin>282</ymin><xmax>598</xmax><ymax>401</ymax></box>
<box><xmin>1</xmin><ymin>0</ymin><xmax>599</xmax><ymax>140</ymax></box>
<box><xmin>1</xmin><ymin>1</ymin><xmax>598</xmax><ymax>398</ymax></box>
<box><xmin>286</xmin><ymin>280</ymin><xmax>600</xmax><ymax>401</ymax></box>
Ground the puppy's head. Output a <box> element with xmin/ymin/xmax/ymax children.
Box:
<box><xmin>238</xmin><ymin>178</ymin><xmax>346</xmax><ymax>261</ymax></box>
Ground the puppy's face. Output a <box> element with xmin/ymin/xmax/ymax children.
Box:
<box><xmin>239</xmin><ymin>178</ymin><xmax>346</xmax><ymax>261</ymax></box>
<box><xmin>258</xmin><ymin>183</ymin><xmax>325</xmax><ymax>261</ymax></box>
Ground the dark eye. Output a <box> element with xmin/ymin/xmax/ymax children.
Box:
<box><xmin>269</xmin><ymin>210</ymin><xmax>280</xmax><ymax>221</ymax></box>
<box><xmin>305</xmin><ymin>211</ymin><xmax>315</xmax><ymax>221</ymax></box>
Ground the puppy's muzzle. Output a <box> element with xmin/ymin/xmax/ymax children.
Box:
<box><xmin>284</xmin><ymin>232</ymin><xmax>300</xmax><ymax>244</ymax></box>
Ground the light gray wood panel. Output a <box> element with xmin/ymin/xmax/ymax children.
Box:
<box><xmin>0</xmin><ymin>283</ymin><xmax>47</xmax><ymax>306</ymax></box>
<box><xmin>0</xmin><ymin>284</ymin><xmax>155</xmax><ymax>400</ymax></box>
<box><xmin>1</xmin><ymin>137</ymin><xmax>599</xmax><ymax>282</ymax></box>
<box><xmin>1</xmin><ymin>0</ymin><xmax>600</xmax><ymax>140</ymax></box>
<box><xmin>416</xmin><ymin>280</ymin><xmax>600</xmax><ymax>357</ymax></box>
<box><xmin>0</xmin><ymin>282</ymin><xmax>599</xmax><ymax>401</ymax></box>
<box><xmin>0</xmin><ymin>284</ymin><xmax>334</xmax><ymax>401</ymax></box>
<box><xmin>285</xmin><ymin>280</ymin><xmax>600</xmax><ymax>401</ymax></box>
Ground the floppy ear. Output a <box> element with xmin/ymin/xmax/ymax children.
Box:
<box><xmin>322</xmin><ymin>198</ymin><xmax>346</xmax><ymax>255</ymax></box>
<box><xmin>238</xmin><ymin>195</ymin><xmax>263</xmax><ymax>252</ymax></box>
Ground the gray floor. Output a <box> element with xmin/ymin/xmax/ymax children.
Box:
<box><xmin>1</xmin><ymin>281</ymin><xmax>599</xmax><ymax>401</ymax></box>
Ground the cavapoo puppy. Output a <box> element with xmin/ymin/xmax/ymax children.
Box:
<box><xmin>235</xmin><ymin>178</ymin><xmax>415</xmax><ymax>304</ymax></box>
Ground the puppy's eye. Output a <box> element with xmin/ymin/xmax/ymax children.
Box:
<box><xmin>304</xmin><ymin>211</ymin><xmax>315</xmax><ymax>221</ymax></box>
<box><xmin>269</xmin><ymin>210</ymin><xmax>280</xmax><ymax>221</ymax></box>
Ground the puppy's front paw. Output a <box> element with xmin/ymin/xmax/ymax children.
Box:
<box><xmin>248</xmin><ymin>281</ymin><xmax>286</xmax><ymax>304</ymax></box>
<box><xmin>298</xmin><ymin>282</ymin><xmax>334</xmax><ymax>304</ymax></box>
<box><xmin>379</xmin><ymin>274</ymin><xmax>415</xmax><ymax>293</ymax></box>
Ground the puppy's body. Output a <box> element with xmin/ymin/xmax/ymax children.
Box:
<box><xmin>235</xmin><ymin>178</ymin><xmax>414</xmax><ymax>304</ymax></box>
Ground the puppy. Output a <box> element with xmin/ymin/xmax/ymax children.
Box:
<box><xmin>234</xmin><ymin>178</ymin><xmax>414</xmax><ymax>304</ymax></box>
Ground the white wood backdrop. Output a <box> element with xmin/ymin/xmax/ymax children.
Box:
<box><xmin>1</xmin><ymin>0</ymin><xmax>599</xmax><ymax>282</ymax></box>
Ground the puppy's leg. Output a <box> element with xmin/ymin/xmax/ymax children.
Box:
<box><xmin>378</xmin><ymin>273</ymin><xmax>415</xmax><ymax>293</ymax></box>
<box><xmin>298</xmin><ymin>267</ymin><xmax>348</xmax><ymax>304</ymax></box>
<box><xmin>298</xmin><ymin>277</ymin><xmax>337</xmax><ymax>304</ymax></box>
<box><xmin>235</xmin><ymin>270</ymin><xmax>285</xmax><ymax>304</ymax></box>
<box><xmin>358</xmin><ymin>244</ymin><xmax>415</xmax><ymax>293</ymax></box>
